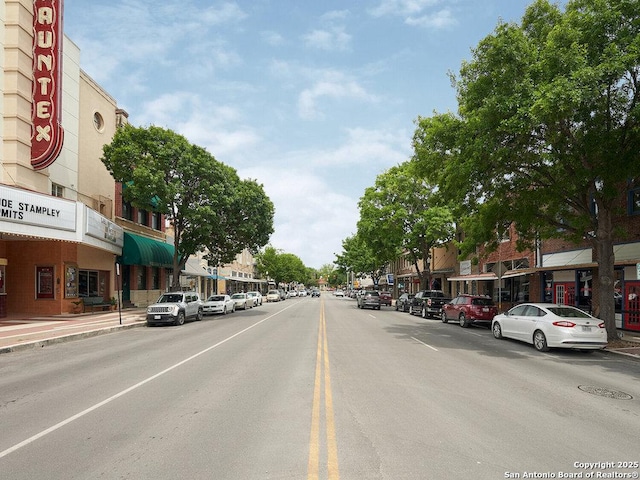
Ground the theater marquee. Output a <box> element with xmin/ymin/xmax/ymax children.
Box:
<box><xmin>31</xmin><ymin>0</ymin><xmax>65</xmax><ymax>170</ymax></box>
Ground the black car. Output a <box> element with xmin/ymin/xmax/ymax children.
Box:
<box><xmin>395</xmin><ymin>293</ymin><xmax>415</xmax><ymax>312</ymax></box>
<box><xmin>311</xmin><ymin>289</ymin><xmax>320</xmax><ymax>297</ymax></box>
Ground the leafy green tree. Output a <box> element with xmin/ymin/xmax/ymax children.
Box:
<box><xmin>254</xmin><ymin>246</ymin><xmax>307</xmax><ymax>287</ymax></box>
<box><xmin>334</xmin><ymin>233</ymin><xmax>383</xmax><ymax>287</ymax></box>
<box><xmin>102</xmin><ymin>124</ymin><xmax>274</xmax><ymax>289</ymax></box>
<box><xmin>357</xmin><ymin>162</ymin><xmax>454</xmax><ymax>290</ymax></box>
<box><xmin>412</xmin><ymin>0</ymin><xmax>640</xmax><ymax>341</ymax></box>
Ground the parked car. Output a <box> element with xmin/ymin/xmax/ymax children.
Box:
<box><xmin>230</xmin><ymin>292</ymin><xmax>253</xmax><ymax>310</ymax></box>
<box><xmin>409</xmin><ymin>290</ymin><xmax>451</xmax><ymax>318</ymax></box>
<box><xmin>311</xmin><ymin>289</ymin><xmax>320</xmax><ymax>297</ymax></box>
<box><xmin>441</xmin><ymin>294</ymin><xmax>498</xmax><ymax>328</ymax></box>
<box><xmin>395</xmin><ymin>293</ymin><xmax>415</xmax><ymax>312</ymax></box>
<box><xmin>491</xmin><ymin>303</ymin><xmax>607</xmax><ymax>352</ymax></box>
<box><xmin>146</xmin><ymin>291</ymin><xmax>203</xmax><ymax>326</ymax></box>
<box><xmin>247</xmin><ymin>291</ymin><xmax>263</xmax><ymax>306</ymax></box>
<box><xmin>266</xmin><ymin>289</ymin><xmax>281</xmax><ymax>302</ymax></box>
<box><xmin>298</xmin><ymin>289</ymin><xmax>308</xmax><ymax>297</ymax></box>
<box><xmin>202</xmin><ymin>294</ymin><xmax>235</xmax><ymax>315</ymax></box>
<box><xmin>334</xmin><ymin>289</ymin><xmax>344</xmax><ymax>297</ymax></box>
<box><xmin>378</xmin><ymin>291</ymin><xmax>392</xmax><ymax>306</ymax></box>
<box><xmin>288</xmin><ymin>290</ymin><xmax>298</xmax><ymax>298</ymax></box>
<box><xmin>357</xmin><ymin>290</ymin><xmax>381</xmax><ymax>310</ymax></box>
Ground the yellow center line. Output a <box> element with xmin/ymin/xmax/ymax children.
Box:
<box><xmin>308</xmin><ymin>298</ymin><xmax>340</xmax><ymax>480</ymax></box>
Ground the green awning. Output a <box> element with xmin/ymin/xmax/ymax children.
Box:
<box><xmin>119</xmin><ymin>232</ymin><xmax>176</xmax><ymax>268</ymax></box>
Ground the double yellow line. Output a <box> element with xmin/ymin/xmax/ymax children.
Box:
<box><xmin>308</xmin><ymin>299</ymin><xmax>340</xmax><ymax>480</ymax></box>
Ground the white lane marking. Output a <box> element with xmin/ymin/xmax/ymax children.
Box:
<box><xmin>0</xmin><ymin>303</ymin><xmax>298</xmax><ymax>459</ymax></box>
<box><xmin>411</xmin><ymin>336</ymin><xmax>439</xmax><ymax>351</ymax></box>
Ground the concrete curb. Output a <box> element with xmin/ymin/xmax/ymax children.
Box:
<box><xmin>0</xmin><ymin>321</ymin><xmax>146</xmax><ymax>354</ymax></box>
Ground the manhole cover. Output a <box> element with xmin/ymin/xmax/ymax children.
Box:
<box><xmin>578</xmin><ymin>385</ymin><xmax>633</xmax><ymax>400</ymax></box>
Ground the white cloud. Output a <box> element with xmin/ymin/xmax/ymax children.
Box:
<box><xmin>297</xmin><ymin>72</ymin><xmax>378</xmax><ymax>120</ymax></box>
<box><xmin>369</xmin><ymin>0</ymin><xmax>441</xmax><ymax>17</ymax></box>
<box><xmin>261</xmin><ymin>31</ymin><xmax>285</xmax><ymax>46</ymax></box>
<box><xmin>368</xmin><ymin>0</ymin><xmax>457</xmax><ymax>29</ymax></box>
<box><xmin>237</xmin><ymin>166</ymin><xmax>359</xmax><ymax>269</ymax></box>
<box><xmin>405</xmin><ymin>9</ymin><xmax>458</xmax><ymax>28</ymax></box>
<box><xmin>302</xmin><ymin>28</ymin><xmax>351</xmax><ymax>51</ymax></box>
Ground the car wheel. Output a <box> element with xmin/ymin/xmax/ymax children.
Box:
<box><xmin>441</xmin><ymin>311</ymin><xmax>448</xmax><ymax>323</ymax></box>
<box><xmin>492</xmin><ymin>322</ymin><xmax>503</xmax><ymax>339</ymax></box>
<box><xmin>533</xmin><ymin>330</ymin><xmax>549</xmax><ymax>352</ymax></box>
<box><xmin>175</xmin><ymin>311</ymin><xmax>185</xmax><ymax>326</ymax></box>
<box><xmin>395</xmin><ymin>303</ymin><xmax>399</xmax><ymax>311</ymax></box>
<box><xmin>196</xmin><ymin>309</ymin><xmax>203</xmax><ymax>321</ymax></box>
<box><xmin>459</xmin><ymin>313</ymin><xmax>469</xmax><ymax>328</ymax></box>
<box><xmin>377</xmin><ymin>306</ymin><xmax>381</xmax><ymax>310</ymax></box>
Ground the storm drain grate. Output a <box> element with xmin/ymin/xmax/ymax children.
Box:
<box><xmin>578</xmin><ymin>385</ymin><xmax>633</xmax><ymax>400</ymax></box>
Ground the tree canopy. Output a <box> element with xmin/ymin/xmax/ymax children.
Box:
<box><xmin>254</xmin><ymin>245</ymin><xmax>307</xmax><ymax>287</ymax></box>
<box><xmin>102</xmin><ymin>124</ymin><xmax>274</xmax><ymax>289</ymax></box>
<box><xmin>412</xmin><ymin>0</ymin><xmax>640</xmax><ymax>340</ymax></box>
<box><xmin>357</xmin><ymin>162</ymin><xmax>455</xmax><ymax>290</ymax></box>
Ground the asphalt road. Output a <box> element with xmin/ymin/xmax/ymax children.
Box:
<box><xmin>1</xmin><ymin>295</ymin><xmax>639</xmax><ymax>480</ymax></box>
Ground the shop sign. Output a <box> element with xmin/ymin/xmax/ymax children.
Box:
<box><xmin>85</xmin><ymin>208</ymin><xmax>124</xmax><ymax>247</ymax></box>
<box><xmin>31</xmin><ymin>0</ymin><xmax>65</xmax><ymax>170</ymax></box>
<box><xmin>0</xmin><ymin>185</ymin><xmax>75</xmax><ymax>231</ymax></box>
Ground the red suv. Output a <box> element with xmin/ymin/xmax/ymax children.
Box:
<box><xmin>441</xmin><ymin>294</ymin><xmax>498</xmax><ymax>328</ymax></box>
<box><xmin>378</xmin><ymin>291</ymin><xmax>392</xmax><ymax>306</ymax></box>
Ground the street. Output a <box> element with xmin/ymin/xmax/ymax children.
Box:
<box><xmin>1</xmin><ymin>295</ymin><xmax>639</xmax><ymax>480</ymax></box>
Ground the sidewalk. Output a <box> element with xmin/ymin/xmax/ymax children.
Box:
<box><xmin>0</xmin><ymin>308</ymin><xmax>147</xmax><ymax>354</ymax></box>
<box><xmin>1</xmin><ymin>308</ymin><xmax>639</xmax><ymax>358</ymax></box>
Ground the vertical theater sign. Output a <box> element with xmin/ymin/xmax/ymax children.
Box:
<box><xmin>32</xmin><ymin>0</ymin><xmax>64</xmax><ymax>170</ymax></box>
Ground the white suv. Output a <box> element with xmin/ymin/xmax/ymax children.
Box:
<box><xmin>146</xmin><ymin>292</ymin><xmax>203</xmax><ymax>326</ymax></box>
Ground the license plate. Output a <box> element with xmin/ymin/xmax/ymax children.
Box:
<box><xmin>482</xmin><ymin>307</ymin><xmax>489</xmax><ymax>312</ymax></box>
<box><xmin>581</xmin><ymin>326</ymin><xmax>592</xmax><ymax>332</ymax></box>
<box><xmin>154</xmin><ymin>315</ymin><xmax>161</xmax><ymax>320</ymax></box>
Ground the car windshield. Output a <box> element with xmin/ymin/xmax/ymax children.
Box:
<box><xmin>546</xmin><ymin>306</ymin><xmax>591</xmax><ymax>318</ymax></box>
<box><xmin>158</xmin><ymin>294</ymin><xmax>183</xmax><ymax>303</ymax></box>
<box><xmin>231</xmin><ymin>294</ymin><xmax>245</xmax><ymax>299</ymax></box>
<box><xmin>207</xmin><ymin>296</ymin><xmax>225</xmax><ymax>302</ymax></box>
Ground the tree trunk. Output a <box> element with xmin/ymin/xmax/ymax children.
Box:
<box><xmin>595</xmin><ymin>208</ymin><xmax>617</xmax><ymax>342</ymax></box>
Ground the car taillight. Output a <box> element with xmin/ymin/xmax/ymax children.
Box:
<box><xmin>552</xmin><ymin>321</ymin><xmax>576</xmax><ymax>327</ymax></box>
<box><xmin>598</xmin><ymin>322</ymin><xmax>605</xmax><ymax>328</ymax></box>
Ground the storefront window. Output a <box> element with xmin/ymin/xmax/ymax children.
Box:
<box><xmin>577</xmin><ymin>269</ymin><xmax>592</xmax><ymax>311</ymax></box>
<box><xmin>151</xmin><ymin>267</ymin><xmax>160</xmax><ymax>290</ymax></box>
<box><xmin>78</xmin><ymin>270</ymin><xmax>99</xmax><ymax>296</ymax></box>
<box><xmin>137</xmin><ymin>267</ymin><xmax>147</xmax><ymax>290</ymax></box>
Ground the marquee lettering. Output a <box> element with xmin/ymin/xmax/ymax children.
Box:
<box><xmin>31</xmin><ymin>0</ymin><xmax>64</xmax><ymax>170</ymax></box>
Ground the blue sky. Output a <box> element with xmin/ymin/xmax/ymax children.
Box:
<box><xmin>65</xmin><ymin>0</ymin><xmax>548</xmax><ymax>269</ymax></box>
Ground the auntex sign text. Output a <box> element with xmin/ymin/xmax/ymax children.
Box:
<box><xmin>31</xmin><ymin>0</ymin><xmax>65</xmax><ymax>170</ymax></box>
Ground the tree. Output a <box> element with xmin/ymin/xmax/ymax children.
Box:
<box><xmin>357</xmin><ymin>162</ymin><xmax>455</xmax><ymax>290</ymax></box>
<box><xmin>102</xmin><ymin>124</ymin><xmax>274</xmax><ymax>289</ymax></box>
<box><xmin>334</xmin><ymin>232</ymin><xmax>387</xmax><ymax>288</ymax></box>
<box><xmin>254</xmin><ymin>246</ymin><xmax>307</xmax><ymax>287</ymax></box>
<box><xmin>412</xmin><ymin>0</ymin><xmax>640</xmax><ymax>341</ymax></box>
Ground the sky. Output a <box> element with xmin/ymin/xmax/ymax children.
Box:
<box><xmin>64</xmin><ymin>0</ymin><xmax>546</xmax><ymax>270</ymax></box>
